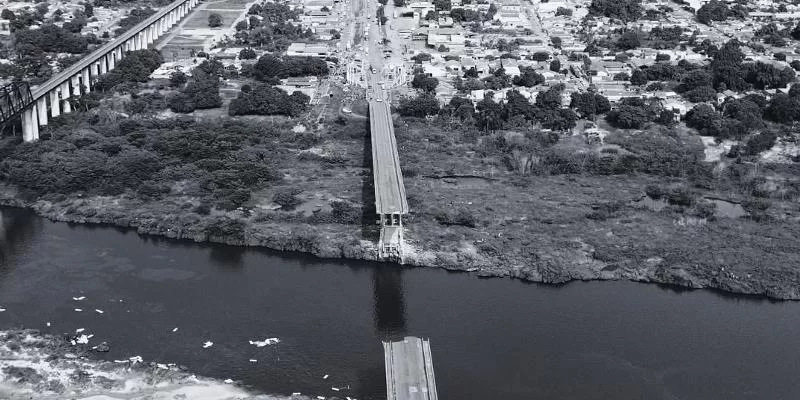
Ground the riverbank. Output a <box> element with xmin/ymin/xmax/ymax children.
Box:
<box><xmin>2</xmin><ymin>172</ymin><xmax>800</xmax><ymax>300</ymax></box>
<box><xmin>0</xmin><ymin>330</ymin><xmax>321</xmax><ymax>400</ymax></box>
<box><xmin>2</xmin><ymin>110</ymin><xmax>799</xmax><ymax>300</ymax></box>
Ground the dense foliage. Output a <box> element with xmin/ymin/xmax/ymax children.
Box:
<box><xmin>252</xmin><ymin>54</ymin><xmax>329</xmax><ymax>82</ymax></box>
<box><xmin>229</xmin><ymin>84</ymin><xmax>310</xmax><ymax>117</ymax></box>
<box><xmin>0</xmin><ymin>118</ymin><xmax>283</xmax><ymax>211</ymax></box>
<box><xmin>588</xmin><ymin>0</ymin><xmax>642</xmax><ymax>22</ymax></box>
<box><xmin>95</xmin><ymin>50</ymin><xmax>164</xmax><ymax>91</ymax></box>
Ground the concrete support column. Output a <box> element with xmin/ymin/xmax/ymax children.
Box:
<box><xmin>91</xmin><ymin>62</ymin><xmax>99</xmax><ymax>79</ymax></box>
<box><xmin>60</xmin><ymin>82</ymin><xmax>72</xmax><ymax>114</ymax></box>
<box><xmin>22</xmin><ymin>106</ymin><xmax>39</xmax><ymax>142</ymax></box>
<box><xmin>49</xmin><ymin>90</ymin><xmax>61</xmax><ymax>118</ymax></box>
<box><xmin>107</xmin><ymin>52</ymin><xmax>115</xmax><ymax>70</ymax></box>
<box><xmin>99</xmin><ymin>58</ymin><xmax>108</xmax><ymax>75</ymax></box>
<box><xmin>37</xmin><ymin>97</ymin><xmax>48</xmax><ymax>126</ymax></box>
<box><xmin>82</xmin><ymin>68</ymin><xmax>91</xmax><ymax>92</ymax></box>
<box><xmin>71</xmin><ymin>75</ymin><xmax>82</xmax><ymax>96</ymax></box>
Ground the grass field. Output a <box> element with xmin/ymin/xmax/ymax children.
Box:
<box><xmin>183</xmin><ymin>10</ymin><xmax>243</xmax><ymax>29</ymax></box>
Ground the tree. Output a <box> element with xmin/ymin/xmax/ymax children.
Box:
<box><xmin>588</xmin><ymin>0</ymin><xmax>643</xmax><ymax>22</ymax></box>
<box><xmin>184</xmin><ymin>71</ymin><xmax>222</xmax><ymax>109</ymax></box>
<box><xmin>685</xmin><ymin>103</ymin><xmax>722</xmax><ymax>134</ymax></box>
<box><xmin>412</xmin><ymin>73</ymin><xmax>439</xmax><ymax>92</ymax></box>
<box><xmin>411</xmin><ymin>52</ymin><xmax>432</xmax><ymax>63</ymax></box>
<box><xmin>606</xmin><ymin>104</ymin><xmax>651</xmax><ymax>129</ymax></box>
<box><xmin>613</xmin><ymin>72</ymin><xmax>630</xmax><ymax>81</ymax></box>
<box><xmin>512</xmin><ymin>67</ymin><xmax>544</xmax><ymax>87</ymax></box>
<box><xmin>239</xmin><ymin>48</ymin><xmax>257</xmax><ymax>59</ymax></box>
<box><xmin>764</xmin><ymin>94</ymin><xmax>800</xmax><ymax>124</ymax></box>
<box><xmin>168</xmin><ymin>92</ymin><xmax>195</xmax><ymax>113</ymax></box>
<box><xmin>169</xmin><ymin>70</ymin><xmax>188</xmax><ymax>87</ymax></box>
<box><xmin>677</xmin><ymin>69</ymin><xmax>713</xmax><ymax>92</ymax></box>
<box><xmin>84</xmin><ymin>3</ymin><xmax>94</xmax><ymax>17</ymax></box>
<box><xmin>531</xmin><ymin>51</ymin><xmax>550</xmax><ymax>61</ymax></box>
<box><xmin>744</xmin><ymin>62</ymin><xmax>795</xmax><ymax>90</ymax></box>
<box><xmin>535</xmin><ymin>84</ymin><xmax>565</xmax><ymax>110</ymax></box>
<box><xmin>235</xmin><ymin>20</ymin><xmax>248</xmax><ymax>31</ymax></box>
<box><xmin>656</xmin><ymin>53</ymin><xmax>670</xmax><ymax>62</ymax></box>
<box><xmin>792</xmin><ymin>60</ymin><xmax>800</xmax><ymax>71</ymax></box>
<box><xmin>208</xmin><ymin>13</ymin><xmax>223</xmax><ymax>27</ymax></box>
<box><xmin>394</xmin><ymin>0</ymin><xmax>405</xmax><ymax>6</ymax></box>
<box><xmin>616</xmin><ymin>30</ymin><xmax>640</xmax><ymax>50</ymax></box>
<box><xmin>1</xmin><ymin>9</ymin><xmax>15</xmax><ymax>20</ymax></box>
<box><xmin>229</xmin><ymin>84</ymin><xmax>309</xmax><ymax>116</ymax></box>
<box><xmin>683</xmin><ymin>86</ymin><xmax>717</xmax><ymax>103</ymax></box>
<box><xmin>630</xmin><ymin>69</ymin><xmax>647</xmax><ymax>85</ymax></box>
<box><xmin>476</xmin><ymin>93</ymin><xmax>503</xmax><ymax>131</ymax></box>
<box><xmin>556</xmin><ymin>7</ymin><xmax>573</xmax><ymax>16</ymax></box>
<box><xmin>398</xmin><ymin>92</ymin><xmax>440</xmax><ymax>117</ymax></box>
<box><xmin>697</xmin><ymin>0</ymin><xmax>730</xmax><ymax>25</ymax></box>
<box><xmin>434</xmin><ymin>0</ymin><xmax>451</xmax><ymax>11</ymax></box>
<box><xmin>551</xmin><ymin>36</ymin><xmax>562</xmax><ymax>49</ymax></box>
<box><xmin>570</xmin><ymin>92</ymin><xmax>610</xmax><ymax>119</ymax></box>
<box><xmin>550</xmin><ymin>59</ymin><xmax>561</xmax><ymax>72</ymax></box>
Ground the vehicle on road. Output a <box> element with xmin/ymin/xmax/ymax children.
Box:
<box><xmin>376</xmin><ymin>98</ymin><xmax>383</xmax><ymax>102</ymax></box>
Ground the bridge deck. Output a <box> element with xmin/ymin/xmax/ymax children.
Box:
<box><xmin>383</xmin><ymin>337</ymin><xmax>438</xmax><ymax>400</ymax></box>
<box><xmin>369</xmin><ymin>101</ymin><xmax>408</xmax><ymax>215</ymax></box>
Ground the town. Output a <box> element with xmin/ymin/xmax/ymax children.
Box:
<box><xmin>2</xmin><ymin>0</ymin><xmax>800</xmax><ymax>399</ymax></box>
<box><xmin>1</xmin><ymin>0</ymin><xmax>800</xmax><ymax>296</ymax></box>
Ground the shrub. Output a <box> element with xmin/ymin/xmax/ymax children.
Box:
<box><xmin>273</xmin><ymin>189</ymin><xmax>303</xmax><ymax>210</ymax></box>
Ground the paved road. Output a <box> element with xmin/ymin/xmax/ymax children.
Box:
<box><xmin>365</xmin><ymin>0</ymin><xmax>407</xmax><ymax>215</ymax></box>
<box><xmin>384</xmin><ymin>337</ymin><xmax>438</xmax><ymax>400</ymax></box>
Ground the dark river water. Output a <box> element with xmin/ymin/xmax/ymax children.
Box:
<box><xmin>0</xmin><ymin>207</ymin><xmax>798</xmax><ymax>400</ymax></box>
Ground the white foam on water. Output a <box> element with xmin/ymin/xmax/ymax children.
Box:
<box><xmin>0</xmin><ymin>330</ymin><xmax>323</xmax><ymax>400</ymax></box>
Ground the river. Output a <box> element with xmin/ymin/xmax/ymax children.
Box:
<box><xmin>0</xmin><ymin>207</ymin><xmax>798</xmax><ymax>400</ymax></box>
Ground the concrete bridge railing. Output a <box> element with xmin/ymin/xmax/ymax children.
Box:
<box><xmin>20</xmin><ymin>0</ymin><xmax>200</xmax><ymax>142</ymax></box>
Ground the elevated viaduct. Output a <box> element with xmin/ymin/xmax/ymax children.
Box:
<box><xmin>18</xmin><ymin>0</ymin><xmax>200</xmax><ymax>141</ymax></box>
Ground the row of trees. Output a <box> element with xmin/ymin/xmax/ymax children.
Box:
<box><xmin>626</xmin><ymin>40</ymin><xmax>796</xmax><ymax>103</ymax></box>
<box><xmin>1</xmin><ymin>117</ymin><xmax>283</xmax><ymax>212</ymax></box>
<box><xmin>229</xmin><ymin>84</ymin><xmax>310</xmax><ymax>117</ymax></box>
<box><xmin>95</xmin><ymin>50</ymin><xmax>164</xmax><ymax>91</ymax></box>
<box><xmin>401</xmin><ymin>85</ymin><xmax>587</xmax><ymax>133</ymax></box>
<box><xmin>169</xmin><ymin>60</ymin><xmax>223</xmax><ymax>113</ymax></box>
<box><xmin>236</xmin><ymin>2</ymin><xmax>313</xmax><ymax>52</ymax></box>
<box><xmin>685</xmin><ymin>88</ymin><xmax>800</xmax><ymax>139</ymax></box>
<box><xmin>252</xmin><ymin>54</ymin><xmax>329</xmax><ymax>82</ymax></box>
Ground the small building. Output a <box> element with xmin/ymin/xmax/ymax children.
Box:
<box><xmin>286</xmin><ymin>42</ymin><xmax>329</xmax><ymax>58</ymax></box>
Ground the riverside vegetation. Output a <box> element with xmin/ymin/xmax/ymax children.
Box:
<box><xmin>2</xmin><ymin>48</ymin><xmax>800</xmax><ymax>299</ymax></box>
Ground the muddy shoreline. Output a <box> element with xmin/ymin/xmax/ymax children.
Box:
<box><xmin>2</xmin><ymin>195</ymin><xmax>798</xmax><ymax>301</ymax></box>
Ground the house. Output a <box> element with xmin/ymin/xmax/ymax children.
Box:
<box><xmin>0</xmin><ymin>19</ymin><xmax>10</xmax><ymax>36</ymax></box>
<box><xmin>286</xmin><ymin>42</ymin><xmax>329</xmax><ymax>57</ymax></box>
<box><xmin>427</xmin><ymin>28</ymin><xmax>466</xmax><ymax>49</ymax></box>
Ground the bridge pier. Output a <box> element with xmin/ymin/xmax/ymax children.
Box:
<box><xmin>60</xmin><ymin>82</ymin><xmax>72</xmax><ymax>114</ymax></box>
<box><xmin>49</xmin><ymin>91</ymin><xmax>60</xmax><ymax>118</ymax></box>
<box><xmin>82</xmin><ymin>69</ymin><xmax>91</xmax><ymax>92</ymax></box>
<box><xmin>36</xmin><ymin>98</ymin><xmax>48</xmax><ymax>127</ymax></box>
<box><xmin>21</xmin><ymin>107</ymin><xmax>39</xmax><ymax>142</ymax></box>
<box><xmin>71</xmin><ymin>75</ymin><xmax>82</xmax><ymax>97</ymax></box>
